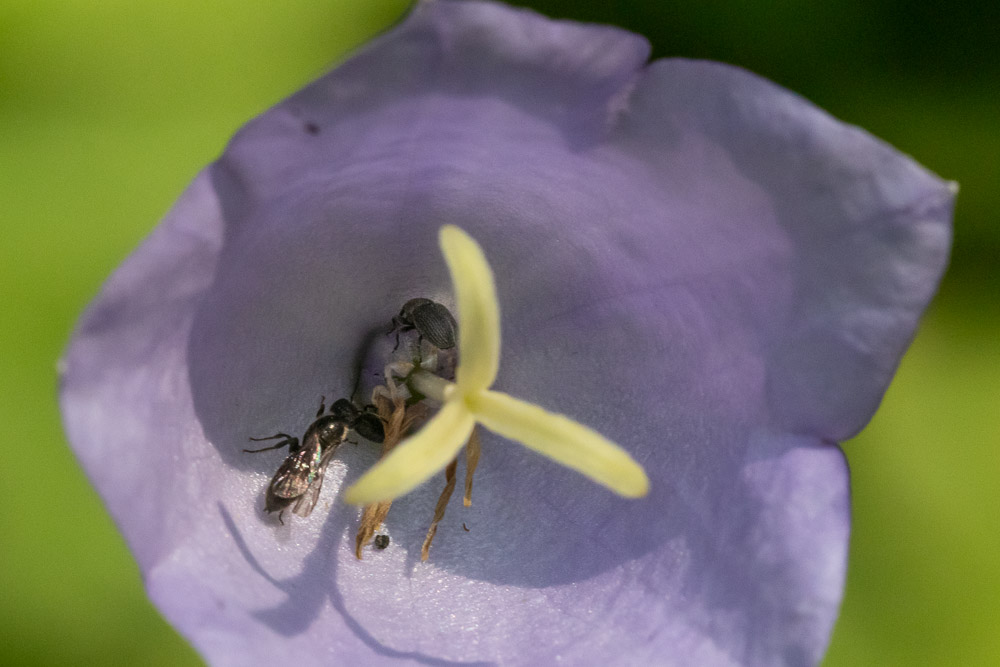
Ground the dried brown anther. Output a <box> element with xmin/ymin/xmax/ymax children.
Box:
<box><xmin>354</xmin><ymin>348</ymin><xmax>478</xmax><ymax>561</ymax></box>
<box><xmin>419</xmin><ymin>425</ymin><xmax>481</xmax><ymax>560</ymax></box>
<box><xmin>354</xmin><ymin>392</ymin><xmax>429</xmax><ymax>558</ymax></box>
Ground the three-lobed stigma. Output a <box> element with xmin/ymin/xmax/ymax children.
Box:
<box><xmin>345</xmin><ymin>225</ymin><xmax>650</xmax><ymax>507</ymax></box>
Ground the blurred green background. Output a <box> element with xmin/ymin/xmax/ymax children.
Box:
<box><xmin>2</xmin><ymin>1</ymin><xmax>995</xmax><ymax>664</ymax></box>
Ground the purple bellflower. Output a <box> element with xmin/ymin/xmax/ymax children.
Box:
<box><xmin>59</xmin><ymin>0</ymin><xmax>954</xmax><ymax>665</ymax></box>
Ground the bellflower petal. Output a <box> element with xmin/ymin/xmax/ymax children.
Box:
<box><xmin>60</xmin><ymin>1</ymin><xmax>953</xmax><ymax>665</ymax></box>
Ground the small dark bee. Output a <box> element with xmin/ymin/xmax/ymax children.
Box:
<box><xmin>246</xmin><ymin>397</ymin><xmax>385</xmax><ymax>521</ymax></box>
<box><xmin>373</xmin><ymin>534</ymin><xmax>390</xmax><ymax>550</ymax></box>
<box><xmin>387</xmin><ymin>298</ymin><xmax>458</xmax><ymax>352</ymax></box>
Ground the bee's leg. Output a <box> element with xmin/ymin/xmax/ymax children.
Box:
<box><xmin>411</xmin><ymin>334</ymin><xmax>425</xmax><ymax>363</ymax></box>
<box><xmin>248</xmin><ymin>432</ymin><xmax>295</xmax><ymax>442</ymax></box>
<box><xmin>387</xmin><ymin>317</ymin><xmax>402</xmax><ymax>351</ymax></box>
<box><xmin>244</xmin><ymin>434</ymin><xmax>298</xmax><ymax>453</ymax></box>
<box><xmin>389</xmin><ymin>319</ymin><xmax>417</xmax><ymax>352</ymax></box>
<box><xmin>316</xmin><ymin>395</ymin><xmax>326</xmax><ymax>418</ymax></box>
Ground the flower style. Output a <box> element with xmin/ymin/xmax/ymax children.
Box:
<box><xmin>59</xmin><ymin>1</ymin><xmax>954</xmax><ymax>665</ymax></box>
<box><xmin>346</xmin><ymin>224</ymin><xmax>649</xmax><ymax>506</ymax></box>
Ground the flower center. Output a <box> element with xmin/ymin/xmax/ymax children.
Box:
<box><xmin>350</xmin><ymin>225</ymin><xmax>649</xmax><ymax>560</ymax></box>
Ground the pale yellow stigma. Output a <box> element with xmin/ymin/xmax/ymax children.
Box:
<box><xmin>344</xmin><ymin>225</ymin><xmax>650</xmax><ymax>505</ymax></box>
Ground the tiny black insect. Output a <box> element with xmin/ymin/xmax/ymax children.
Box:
<box><xmin>387</xmin><ymin>298</ymin><xmax>458</xmax><ymax>352</ymax></box>
<box><xmin>374</xmin><ymin>534</ymin><xmax>390</xmax><ymax>550</ymax></box>
<box><xmin>246</xmin><ymin>397</ymin><xmax>385</xmax><ymax>521</ymax></box>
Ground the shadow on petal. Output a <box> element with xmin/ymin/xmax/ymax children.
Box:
<box><xmin>218</xmin><ymin>501</ymin><xmax>491</xmax><ymax>666</ymax></box>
